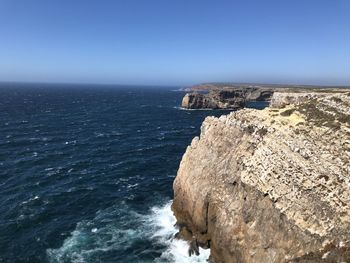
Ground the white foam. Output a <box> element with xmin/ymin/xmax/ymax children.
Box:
<box><xmin>149</xmin><ymin>202</ymin><xmax>210</xmax><ymax>263</ymax></box>
<box><xmin>47</xmin><ymin>201</ymin><xmax>210</xmax><ymax>263</ymax></box>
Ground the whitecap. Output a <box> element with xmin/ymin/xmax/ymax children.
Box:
<box><xmin>127</xmin><ymin>183</ymin><xmax>139</xmax><ymax>188</ymax></box>
<box><xmin>95</xmin><ymin>133</ymin><xmax>104</xmax><ymax>138</ymax></box>
<box><xmin>21</xmin><ymin>195</ymin><xmax>39</xmax><ymax>204</ymax></box>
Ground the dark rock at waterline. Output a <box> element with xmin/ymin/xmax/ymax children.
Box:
<box><xmin>188</xmin><ymin>236</ymin><xmax>200</xmax><ymax>257</ymax></box>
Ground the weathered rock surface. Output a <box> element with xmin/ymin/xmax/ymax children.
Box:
<box><xmin>181</xmin><ymin>88</ymin><xmax>274</xmax><ymax>109</ymax></box>
<box><xmin>173</xmin><ymin>91</ymin><xmax>350</xmax><ymax>262</ymax></box>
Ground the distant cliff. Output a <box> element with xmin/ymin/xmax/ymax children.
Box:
<box><xmin>181</xmin><ymin>88</ymin><xmax>274</xmax><ymax>109</ymax></box>
<box><xmin>173</xmin><ymin>91</ymin><xmax>350</xmax><ymax>262</ymax></box>
<box><xmin>181</xmin><ymin>83</ymin><xmax>350</xmax><ymax>110</ymax></box>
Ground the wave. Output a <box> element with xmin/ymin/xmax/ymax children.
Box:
<box><xmin>47</xmin><ymin>201</ymin><xmax>210</xmax><ymax>263</ymax></box>
<box><xmin>151</xmin><ymin>203</ymin><xmax>210</xmax><ymax>263</ymax></box>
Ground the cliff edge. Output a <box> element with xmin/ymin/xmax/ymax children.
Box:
<box><xmin>172</xmin><ymin>91</ymin><xmax>350</xmax><ymax>262</ymax></box>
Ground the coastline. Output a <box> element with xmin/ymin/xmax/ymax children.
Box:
<box><xmin>172</xmin><ymin>90</ymin><xmax>350</xmax><ymax>262</ymax></box>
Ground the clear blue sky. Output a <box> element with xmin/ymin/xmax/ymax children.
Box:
<box><xmin>0</xmin><ymin>0</ymin><xmax>349</xmax><ymax>86</ymax></box>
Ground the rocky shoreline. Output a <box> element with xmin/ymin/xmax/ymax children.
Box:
<box><xmin>172</xmin><ymin>89</ymin><xmax>350</xmax><ymax>262</ymax></box>
<box><xmin>180</xmin><ymin>84</ymin><xmax>350</xmax><ymax>110</ymax></box>
<box><xmin>181</xmin><ymin>87</ymin><xmax>274</xmax><ymax>109</ymax></box>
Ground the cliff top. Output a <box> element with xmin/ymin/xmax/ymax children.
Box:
<box><xmin>214</xmin><ymin>91</ymin><xmax>350</xmax><ymax>237</ymax></box>
<box><xmin>185</xmin><ymin>83</ymin><xmax>350</xmax><ymax>93</ymax></box>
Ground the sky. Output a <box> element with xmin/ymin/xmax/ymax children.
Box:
<box><xmin>0</xmin><ymin>0</ymin><xmax>349</xmax><ymax>86</ymax></box>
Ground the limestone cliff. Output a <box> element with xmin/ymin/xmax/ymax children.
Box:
<box><xmin>172</xmin><ymin>91</ymin><xmax>350</xmax><ymax>262</ymax></box>
<box><xmin>181</xmin><ymin>88</ymin><xmax>273</xmax><ymax>109</ymax></box>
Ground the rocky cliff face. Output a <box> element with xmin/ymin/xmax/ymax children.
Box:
<box><xmin>173</xmin><ymin>91</ymin><xmax>350</xmax><ymax>262</ymax></box>
<box><xmin>181</xmin><ymin>88</ymin><xmax>273</xmax><ymax>109</ymax></box>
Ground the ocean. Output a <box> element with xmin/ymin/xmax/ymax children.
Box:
<box><xmin>0</xmin><ymin>84</ymin><xmax>268</xmax><ymax>263</ymax></box>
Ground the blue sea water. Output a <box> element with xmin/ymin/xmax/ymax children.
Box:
<box><xmin>0</xmin><ymin>84</ymin><xmax>268</xmax><ymax>263</ymax></box>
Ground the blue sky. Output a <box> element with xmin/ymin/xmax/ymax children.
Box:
<box><xmin>0</xmin><ymin>0</ymin><xmax>349</xmax><ymax>85</ymax></box>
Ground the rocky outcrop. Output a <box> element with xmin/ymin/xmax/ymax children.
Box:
<box><xmin>173</xmin><ymin>91</ymin><xmax>350</xmax><ymax>262</ymax></box>
<box><xmin>181</xmin><ymin>88</ymin><xmax>274</xmax><ymax>109</ymax></box>
<box><xmin>181</xmin><ymin>91</ymin><xmax>244</xmax><ymax>109</ymax></box>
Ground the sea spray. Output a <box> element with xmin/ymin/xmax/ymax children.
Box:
<box><xmin>150</xmin><ymin>202</ymin><xmax>210</xmax><ymax>263</ymax></box>
<box><xmin>47</xmin><ymin>201</ymin><xmax>210</xmax><ymax>263</ymax></box>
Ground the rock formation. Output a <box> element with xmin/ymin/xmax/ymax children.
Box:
<box><xmin>181</xmin><ymin>88</ymin><xmax>274</xmax><ymax>109</ymax></box>
<box><xmin>173</xmin><ymin>91</ymin><xmax>350</xmax><ymax>262</ymax></box>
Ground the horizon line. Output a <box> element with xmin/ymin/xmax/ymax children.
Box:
<box><xmin>1</xmin><ymin>80</ymin><xmax>350</xmax><ymax>88</ymax></box>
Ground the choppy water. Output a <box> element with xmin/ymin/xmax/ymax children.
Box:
<box><xmin>0</xmin><ymin>84</ymin><xmax>268</xmax><ymax>262</ymax></box>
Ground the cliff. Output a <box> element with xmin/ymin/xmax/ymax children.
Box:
<box><xmin>181</xmin><ymin>88</ymin><xmax>273</xmax><ymax>109</ymax></box>
<box><xmin>172</xmin><ymin>91</ymin><xmax>350</xmax><ymax>262</ymax></box>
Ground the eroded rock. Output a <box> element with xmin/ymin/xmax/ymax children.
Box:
<box><xmin>173</xmin><ymin>92</ymin><xmax>350</xmax><ymax>262</ymax></box>
<box><xmin>181</xmin><ymin>88</ymin><xmax>273</xmax><ymax>109</ymax></box>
